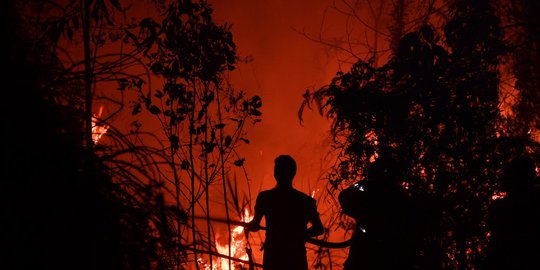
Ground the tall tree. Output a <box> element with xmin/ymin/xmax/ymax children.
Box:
<box><xmin>2</xmin><ymin>0</ymin><xmax>177</xmax><ymax>269</ymax></box>
<box><xmin>1</xmin><ymin>0</ymin><xmax>257</xmax><ymax>269</ymax></box>
<box><xmin>128</xmin><ymin>0</ymin><xmax>262</xmax><ymax>268</ymax></box>
<box><xmin>302</xmin><ymin>0</ymin><xmax>538</xmax><ymax>268</ymax></box>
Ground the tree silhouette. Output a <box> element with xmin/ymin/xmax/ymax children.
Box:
<box><xmin>120</xmin><ymin>0</ymin><xmax>263</xmax><ymax>268</ymax></box>
<box><xmin>302</xmin><ymin>0</ymin><xmax>539</xmax><ymax>268</ymax></box>
<box><xmin>3</xmin><ymin>1</ymin><xmax>170</xmax><ymax>269</ymax></box>
<box><xmin>3</xmin><ymin>0</ymin><xmax>261</xmax><ymax>269</ymax></box>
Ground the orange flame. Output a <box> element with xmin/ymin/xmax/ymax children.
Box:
<box><xmin>92</xmin><ymin>105</ymin><xmax>109</xmax><ymax>144</ymax></box>
<box><xmin>209</xmin><ymin>209</ymin><xmax>253</xmax><ymax>270</ymax></box>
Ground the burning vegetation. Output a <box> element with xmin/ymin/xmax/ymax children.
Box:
<box><xmin>5</xmin><ymin>0</ymin><xmax>540</xmax><ymax>269</ymax></box>
<box><xmin>92</xmin><ymin>106</ymin><xmax>109</xmax><ymax>144</ymax></box>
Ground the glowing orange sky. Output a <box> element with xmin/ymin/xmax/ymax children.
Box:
<box><xmin>208</xmin><ymin>3</ymin><xmax>350</xmax><ymax>265</ymax></box>
<box><xmin>75</xmin><ymin>0</ymin><xmax>529</xmax><ymax>268</ymax></box>
<box><xmin>210</xmin><ymin>0</ymin><xmax>345</xmax><ymax>194</ymax></box>
<box><xmin>99</xmin><ymin>0</ymin><xmax>390</xmax><ymax>199</ymax></box>
<box><xmin>90</xmin><ymin>1</ymin><xmax>391</xmax><ymax>267</ymax></box>
<box><xmin>205</xmin><ymin>5</ymin><xmax>386</xmax><ymax>264</ymax></box>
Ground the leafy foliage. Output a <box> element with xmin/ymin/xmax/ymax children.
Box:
<box><xmin>124</xmin><ymin>1</ymin><xmax>263</xmax><ymax>268</ymax></box>
<box><xmin>4</xmin><ymin>1</ymin><xmax>180</xmax><ymax>269</ymax></box>
<box><xmin>302</xmin><ymin>0</ymin><xmax>539</xmax><ymax>268</ymax></box>
<box><xmin>3</xmin><ymin>0</ymin><xmax>258</xmax><ymax>269</ymax></box>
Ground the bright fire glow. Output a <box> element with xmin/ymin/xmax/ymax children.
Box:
<box><xmin>92</xmin><ymin>105</ymin><xmax>109</xmax><ymax>144</ymax></box>
<box><xmin>491</xmin><ymin>191</ymin><xmax>507</xmax><ymax>201</ymax></box>
<box><xmin>205</xmin><ymin>209</ymin><xmax>254</xmax><ymax>270</ymax></box>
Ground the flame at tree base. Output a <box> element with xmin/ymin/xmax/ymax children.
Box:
<box><xmin>92</xmin><ymin>105</ymin><xmax>109</xmax><ymax>144</ymax></box>
<box><xmin>199</xmin><ymin>209</ymin><xmax>254</xmax><ymax>270</ymax></box>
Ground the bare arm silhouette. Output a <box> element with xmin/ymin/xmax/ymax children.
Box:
<box><xmin>247</xmin><ymin>193</ymin><xmax>264</xmax><ymax>232</ymax></box>
<box><xmin>307</xmin><ymin>200</ymin><xmax>324</xmax><ymax>237</ymax></box>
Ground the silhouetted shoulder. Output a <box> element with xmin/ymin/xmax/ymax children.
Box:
<box><xmin>262</xmin><ymin>188</ymin><xmax>313</xmax><ymax>200</ymax></box>
<box><xmin>292</xmin><ymin>188</ymin><xmax>317</xmax><ymax>207</ymax></box>
<box><xmin>257</xmin><ymin>189</ymin><xmax>273</xmax><ymax>199</ymax></box>
<box><xmin>292</xmin><ymin>188</ymin><xmax>316</xmax><ymax>202</ymax></box>
<box><xmin>255</xmin><ymin>188</ymin><xmax>317</xmax><ymax>217</ymax></box>
<box><xmin>254</xmin><ymin>190</ymin><xmax>272</xmax><ymax>214</ymax></box>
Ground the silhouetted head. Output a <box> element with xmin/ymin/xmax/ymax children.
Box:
<box><xmin>274</xmin><ymin>155</ymin><xmax>297</xmax><ymax>188</ymax></box>
<box><xmin>502</xmin><ymin>155</ymin><xmax>536</xmax><ymax>194</ymax></box>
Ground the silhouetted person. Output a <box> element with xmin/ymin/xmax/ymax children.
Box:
<box><xmin>248</xmin><ymin>155</ymin><xmax>324</xmax><ymax>270</ymax></box>
<box><xmin>339</xmin><ymin>155</ymin><xmax>426</xmax><ymax>270</ymax></box>
<box><xmin>485</xmin><ymin>155</ymin><xmax>540</xmax><ymax>270</ymax></box>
